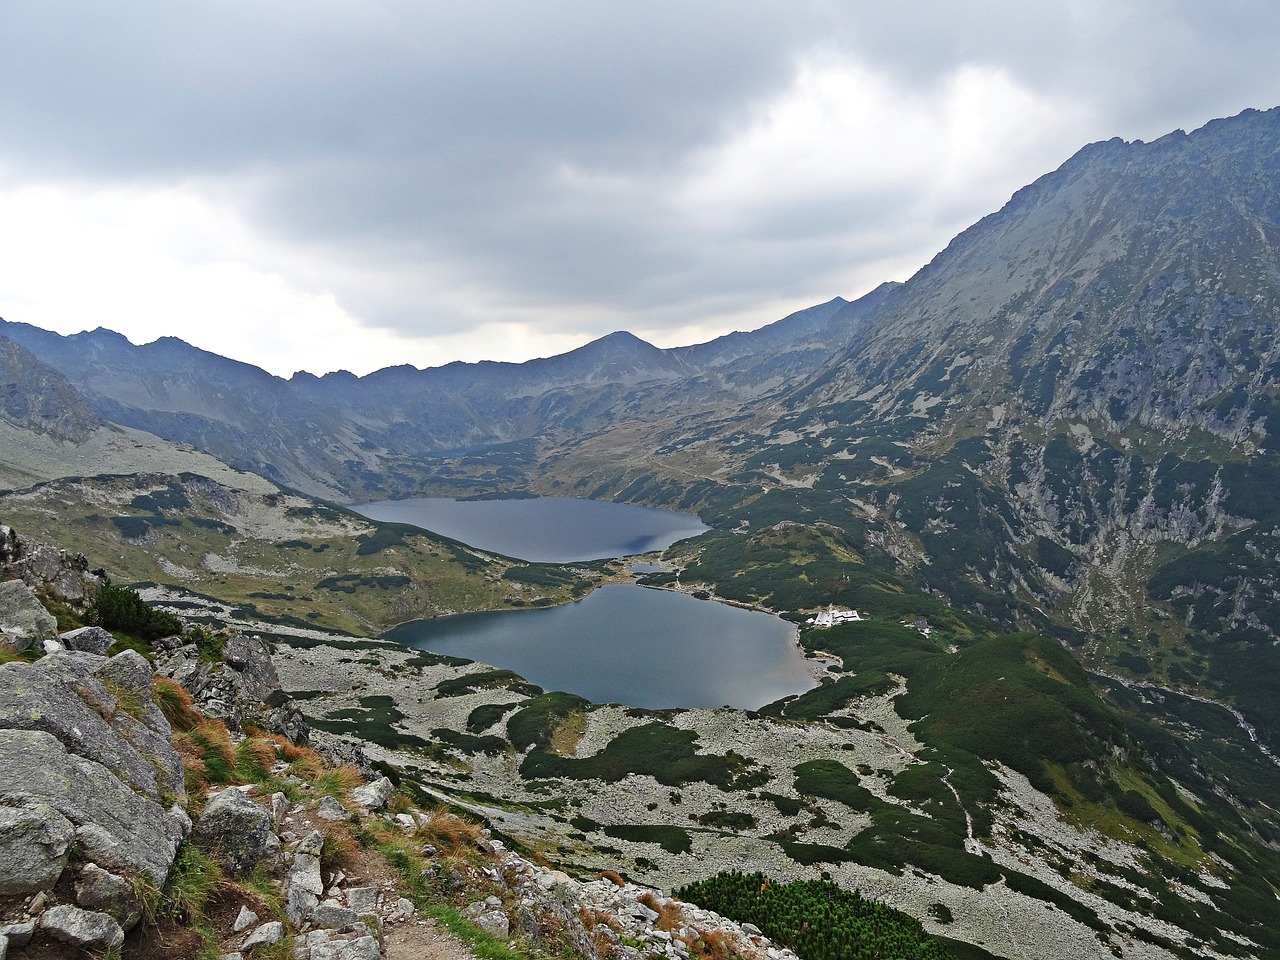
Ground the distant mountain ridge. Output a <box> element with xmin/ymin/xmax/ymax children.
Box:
<box><xmin>0</xmin><ymin>291</ymin><xmax>876</xmax><ymax>498</ymax></box>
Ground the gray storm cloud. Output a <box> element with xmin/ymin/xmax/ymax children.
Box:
<box><xmin>1</xmin><ymin>0</ymin><xmax>1279</xmax><ymax>366</ymax></box>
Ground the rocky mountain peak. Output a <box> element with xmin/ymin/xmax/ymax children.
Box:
<box><xmin>0</xmin><ymin>335</ymin><xmax>102</xmax><ymax>443</ymax></box>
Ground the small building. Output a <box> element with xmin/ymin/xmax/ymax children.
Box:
<box><xmin>806</xmin><ymin>605</ymin><xmax>863</xmax><ymax>627</ymax></box>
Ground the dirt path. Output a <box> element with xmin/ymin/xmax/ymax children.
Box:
<box><xmin>383</xmin><ymin>918</ymin><xmax>477</xmax><ymax>960</ymax></box>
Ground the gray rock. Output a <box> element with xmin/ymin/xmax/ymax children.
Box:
<box><xmin>394</xmin><ymin>896</ymin><xmax>416</xmax><ymax>918</ymax></box>
<box><xmin>297</xmin><ymin>828</ymin><xmax>325</xmax><ymax>857</ymax></box>
<box><xmin>74</xmin><ymin>862</ymin><xmax>143</xmax><ymax>930</ymax></box>
<box><xmin>192</xmin><ymin>787</ymin><xmax>276</xmax><ymax>875</ymax></box>
<box><xmin>0</xmin><ymin>801</ymin><xmax>75</xmax><ymax>895</ymax></box>
<box><xmin>270</xmin><ymin>791</ymin><xmax>290</xmax><ymax>829</ymax></box>
<box><xmin>292</xmin><ymin>851</ymin><xmax>324</xmax><ymax>895</ymax></box>
<box><xmin>241</xmin><ymin>920</ymin><xmax>284</xmax><ymax>951</ymax></box>
<box><xmin>0</xmin><ymin>730</ymin><xmax>179</xmax><ymax>885</ymax></box>
<box><xmin>316</xmin><ymin>795</ymin><xmax>351</xmax><ymax>821</ymax></box>
<box><xmin>312</xmin><ymin>900</ymin><xmax>359</xmax><ymax>929</ymax></box>
<box><xmin>39</xmin><ymin>904</ymin><xmax>124</xmax><ymax>950</ymax></box>
<box><xmin>475</xmin><ymin>909</ymin><xmax>511</xmax><ymax>937</ymax></box>
<box><xmin>59</xmin><ymin>626</ymin><xmax>115</xmax><ymax>655</ymax></box>
<box><xmin>0</xmin><ymin>932</ymin><xmax>7</xmax><ymax>960</ymax></box>
<box><xmin>311</xmin><ymin>935</ymin><xmax>382</xmax><ymax>960</ymax></box>
<box><xmin>0</xmin><ymin>921</ymin><xmax>34</xmax><ymax>947</ymax></box>
<box><xmin>345</xmin><ymin>886</ymin><xmax>378</xmax><ymax>914</ymax></box>
<box><xmin>514</xmin><ymin>903</ymin><xmax>540</xmax><ymax>939</ymax></box>
<box><xmin>0</xmin><ymin>651</ymin><xmax>183</xmax><ymax>800</ymax></box>
<box><xmin>348</xmin><ymin>776</ymin><xmax>394</xmax><ymax>810</ymax></box>
<box><xmin>167</xmin><ymin>803</ymin><xmax>193</xmax><ymax>842</ymax></box>
<box><xmin>0</xmin><ymin>580</ymin><xmax>55</xmax><ymax>652</ymax></box>
<box><xmin>233</xmin><ymin>905</ymin><xmax>258</xmax><ymax>932</ymax></box>
<box><xmin>631</xmin><ymin>902</ymin><xmax>660</xmax><ymax>924</ymax></box>
<box><xmin>286</xmin><ymin>882</ymin><xmax>320</xmax><ymax>927</ymax></box>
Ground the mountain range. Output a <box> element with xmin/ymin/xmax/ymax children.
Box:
<box><xmin>3</xmin><ymin>105</ymin><xmax>1280</xmax><ymax>960</ymax></box>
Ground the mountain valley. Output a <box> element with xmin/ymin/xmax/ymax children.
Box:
<box><xmin>4</xmin><ymin>106</ymin><xmax>1280</xmax><ymax>960</ymax></box>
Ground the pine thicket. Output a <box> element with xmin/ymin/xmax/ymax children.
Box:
<box><xmin>676</xmin><ymin>871</ymin><xmax>950</xmax><ymax>960</ymax></box>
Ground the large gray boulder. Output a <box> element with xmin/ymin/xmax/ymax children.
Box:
<box><xmin>192</xmin><ymin>788</ymin><xmax>277</xmax><ymax>875</ymax></box>
<box><xmin>0</xmin><ymin>650</ymin><xmax>183</xmax><ymax>799</ymax></box>
<box><xmin>0</xmin><ymin>729</ymin><xmax>181</xmax><ymax>885</ymax></box>
<box><xmin>0</xmin><ymin>579</ymin><xmax>56</xmax><ymax>652</ymax></box>
<box><xmin>0</xmin><ymin>801</ymin><xmax>75</xmax><ymax>895</ymax></box>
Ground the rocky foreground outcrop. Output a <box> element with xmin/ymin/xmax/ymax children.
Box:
<box><xmin>0</xmin><ymin>649</ymin><xmax>190</xmax><ymax>952</ymax></box>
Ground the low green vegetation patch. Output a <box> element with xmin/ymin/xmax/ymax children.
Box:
<box><xmin>676</xmin><ymin>871</ymin><xmax>950</xmax><ymax>960</ymax></box>
<box><xmin>435</xmin><ymin>670</ymin><xmax>543</xmax><ymax>699</ymax></box>
<box><xmin>315</xmin><ymin>573</ymin><xmax>412</xmax><ymax>593</ymax></box>
<box><xmin>696</xmin><ymin>810</ymin><xmax>756</xmax><ymax>831</ymax></box>
<box><xmin>501</xmin><ymin>565</ymin><xmax>579</xmax><ymax>588</ymax></box>
<box><xmin>355</xmin><ymin>524</ymin><xmax>412</xmax><ymax>555</ymax></box>
<box><xmin>306</xmin><ymin>695</ymin><xmax>432</xmax><ymax>751</ymax></box>
<box><xmin>603</xmin><ymin>823</ymin><xmax>692</xmax><ymax>855</ymax></box>
<box><xmin>505</xmin><ymin>692</ymin><xmax>590</xmax><ymax>750</ymax></box>
<box><xmin>431</xmin><ymin>728</ymin><xmax>508</xmax><ymax>756</ymax></box>
<box><xmin>467</xmin><ymin>702</ymin><xmax>520</xmax><ymax>733</ymax></box>
<box><xmin>794</xmin><ymin>759</ymin><xmax>880</xmax><ymax>810</ymax></box>
<box><xmin>90</xmin><ymin>581</ymin><xmax>182</xmax><ymax>641</ymax></box>
<box><xmin>764</xmin><ymin>671</ymin><xmax>895</xmax><ymax>719</ymax></box>
<box><xmin>520</xmin><ymin>721</ymin><xmax>763</xmax><ymax>789</ymax></box>
<box><xmin>111</xmin><ymin>514</ymin><xmax>181</xmax><ymax>538</ymax></box>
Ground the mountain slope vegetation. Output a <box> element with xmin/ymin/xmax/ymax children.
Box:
<box><xmin>3</xmin><ymin>106</ymin><xmax>1280</xmax><ymax>959</ymax></box>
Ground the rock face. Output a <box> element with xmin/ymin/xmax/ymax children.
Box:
<box><xmin>0</xmin><ymin>526</ymin><xmax>104</xmax><ymax>607</ymax></box>
<box><xmin>0</xmin><ymin>335</ymin><xmax>103</xmax><ymax>444</ymax></box>
<box><xmin>0</xmin><ymin>579</ymin><xmax>56</xmax><ymax>652</ymax></box>
<box><xmin>154</xmin><ymin>628</ymin><xmax>309</xmax><ymax>743</ymax></box>
<box><xmin>0</xmin><ymin>650</ymin><xmax>187</xmax><ymax>900</ymax></box>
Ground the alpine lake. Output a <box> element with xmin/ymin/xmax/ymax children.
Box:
<box><xmin>351</xmin><ymin>497</ymin><xmax>818</xmax><ymax>709</ymax></box>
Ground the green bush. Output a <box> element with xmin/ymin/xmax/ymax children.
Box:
<box><xmin>89</xmin><ymin>582</ymin><xmax>182</xmax><ymax>641</ymax></box>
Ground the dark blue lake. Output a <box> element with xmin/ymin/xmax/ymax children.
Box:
<box><xmin>350</xmin><ymin>497</ymin><xmax>708</xmax><ymax>563</ymax></box>
<box><xmin>387</xmin><ymin>583</ymin><xmax>817</xmax><ymax>710</ymax></box>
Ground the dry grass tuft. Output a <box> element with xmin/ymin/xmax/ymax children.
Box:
<box><xmin>599</xmin><ymin>869</ymin><xmax>626</xmax><ymax>888</ymax></box>
<box><xmin>312</xmin><ymin>764</ymin><xmax>363</xmax><ymax>800</ymax></box>
<box><xmin>412</xmin><ymin>805</ymin><xmax>485</xmax><ymax>858</ymax></box>
<box><xmin>639</xmin><ymin>891</ymin><xmax>683</xmax><ymax>931</ymax></box>
<box><xmin>687</xmin><ymin>928</ymin><xmax>737</xmax><ymax>960</ymax></box>
<box><xmin>153</xmin><ymin>676</ymin><xmax>202</xmax><ymax>731</ymax></box>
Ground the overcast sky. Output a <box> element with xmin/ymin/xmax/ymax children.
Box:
<box><xmin>1</xmin><ymin>2</ymin><xmax>1278</xmax><ymax>377</ymax></box>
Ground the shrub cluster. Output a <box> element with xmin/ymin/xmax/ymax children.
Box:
<box><xmin>676</xmin><ymin>871</ymin><xmax>950</xmax><ymax>960</ymax></box>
